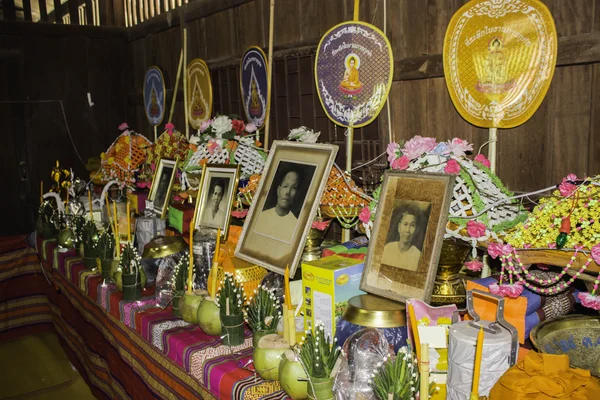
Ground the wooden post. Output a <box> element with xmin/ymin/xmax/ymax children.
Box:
<box><xmin>264</xmin><ymin>0</ymin><xmax>275</xmax><ymax>151</ymax></box>
<box><xmin>488</xmin><ymin>127</ymin><xmax>497</xmax><ymax>173</ymax></box>
<box><xmin>53</xmin><ymin>0</ymin><xmax>63</xmax><ymax>23</ymax></box>
<box><xmin>23</xmin><ymin>0</ymin><xmax>33</xmax><ymax>21</ymax></box>
<box><xmin>183</xmin><ymin>28</ymin><xmax>190</xmax><ymax>139</ymax></box>
<box><xmin>85</xmin><ymin>0</ymin><xmax>94</xmax><ymax>25</ymax></box>
<box><xmin>68</xmin><ymin>0</ymin><xmax>80</xmax><ymax>25</ymax></box>
<box><xmin>38</xmin><ymin>0</ymin><xmax>48</xmax><ymax>22</ymax></box>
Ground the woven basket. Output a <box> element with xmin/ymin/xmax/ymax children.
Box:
<box><xmin>215</xmin><ymin>261</ymin><xmax>268</xmax><ymax>297</ymax></box>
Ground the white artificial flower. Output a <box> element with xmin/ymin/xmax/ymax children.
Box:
<box><xmin>287</xmin><ymin>126</ymin><xmax>321</xmax><ymax>143</ymax></box>
<box><xmin>189</xmin><ymin>135</ymin><xmax>201</xmax><ymax>145</ymax></box>
<box><xmin>212</xmin><ymin>116</ymin><xmax>232</xmax><ymax>138</ymax></box>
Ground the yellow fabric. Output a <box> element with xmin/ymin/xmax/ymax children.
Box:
<box><xmin>490</xmin><ymin>352</ymin><xmax>600</xmax><ymax>400</ymax></box>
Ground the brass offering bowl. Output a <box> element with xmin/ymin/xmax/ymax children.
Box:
<box><xmin>142</xmin><ymin>236</ymin><xmax>187</xmax><ymax>259</ymax></box>
<box><xmin>530</xmin><ymin>314</ymin><xmax>600</xmax><ymax>377</ymax></box>
<box><xmin>342</xmin><ymin>294</ymin><xmax>406</xmax><ymax>328</ymax></box>
<box><xmin>431</xmin><ymin>239</ymin><xmax>471</xmax><ymax>307</ymax></box>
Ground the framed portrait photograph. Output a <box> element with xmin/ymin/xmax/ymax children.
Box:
<box><xmin>149</xmin><ymin>158</ymin><xmax>178</xmax><ymax>218</ymax></box>
<box><xmin>235</xmin><ymin>141</ymin><xmax>338</xmax><ymax>276</ymax></box>
<box><xmin>193</xmin><ymin>164</ymin><xmax>240</xmax><ymax>238</ymax></box>
<box><xmin>360</xmin><ymin>171</ymin><xmax>455</xmax><ymax>303</ymax></box>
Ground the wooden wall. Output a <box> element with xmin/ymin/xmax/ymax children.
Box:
<box><xmin>127</xmin><ymin>0</ymin><xmax>600</xmax><ymax>193</ymax></box>
<box><xmin>0</xmin><ymin>21</ymin><xmax>127</xmax><ymax>234</ymax></box>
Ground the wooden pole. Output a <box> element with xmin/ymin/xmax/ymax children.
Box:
<box><xmin>169</xmin><ymin>49</ymin><xmax>184</xmax><ymax>123</ymax></box>
<box><xmin>183</xmin><ymin>28</ymin><xmax>190</xmax><ymax>139</ymax></box>
<box><xmin>263</xmin><ymin>0</ymin><xmax>275</xmax><ymax>151</ymax></box>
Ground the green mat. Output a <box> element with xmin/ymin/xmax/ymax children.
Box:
<box><xmin>0</xmin><ymin>333</ymin><xmax>94</xmax><ymax>399</ymax></box>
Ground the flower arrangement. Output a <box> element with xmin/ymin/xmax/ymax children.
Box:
<box><xmin>297</xmin><ymin>321</ymin><xmax>342</xmax><ymax>379</ymax></box>
<box><xmin>244</xmin><ymin>285</ymin><xmax>282</xmax><ymax>333</ymax></box>
<box><xmin>170</xmin><ymin>252</ymin><xmax>189</xmax><ymax>296</ymax></box>
<box><xmin>369</xmin><ymin>348</ymin><xmax>436</xmax><ymax>400</ymax></box>
<box><xmin>287</xmin><ymin>126</ymin><xmax>321</xmax><ymax>143</ymax></box>
<box><xmin>191</xmin><ymin>115</ymin><xmax>259</xmax><ymax>145</ymax></box>
<box><xmin>216</xmin><ymin>272</ymin><xmax>246</xmax><ymax>315</ymax></box>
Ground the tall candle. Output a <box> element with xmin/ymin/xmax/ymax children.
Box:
<box><xmin>113</xmin><ymin>201</ymin><xmax>120</xmax><ymax>258</ymax></box>
<box><xmin>288</xmin><ymin>308</ymin><xmax>296</xmax><ymax>345</ymax></box>
<box><xmin>187</xmin><ymin>219</ymin><xmax>195</xmax><ymax>294</ymax></box>
<box><xmin>408</xmin><ymin>303</ymin><xmax>421</xmax><ymax>361</ymax></box>
<box><xmin>210</xmin><ymin>229</ymin><xmax>221</xmax><ymax>297</ymax></box>
<box><xmin>284</xmin><ymin>265</ymin><xmax>291</xmax><ymax>310</ymax></box>
<box><xmin>88</xmin><ymin>189</ymin><xmax>94</xmax><ymax>221</ymax></box>
<box><xmin>65</xmin><ymin>190</ymin><xmax>69</xmax><ymax>210</ymax></box>
<box><xmin>126</xmin><ymin>200</ymin><xmax>131</xmax><ymax>243</ymax></box>
<box><xmin>471</xmin><ymin>327</ymin><xmax>484</xmax><ymax>399</ymax></box>
<box><xmin>420</xmin><ymin>343</ymin><xmax>430</xmax><ymax>400</ymax></box>
<box><xmin>282</xmin><ymin>307</ymin><xmax>289</xmax><ymax>344</ymax></box>
<box><xmin>105</xmin><ymin>195</ymin><xmax>114</xmax><ymax>233</ymax></box>
<box><xmin>40</xmin><ymin>181</ymin><xmax>43</xmax><ymax>204</ymax></box>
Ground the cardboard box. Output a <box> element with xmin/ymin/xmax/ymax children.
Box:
<box><xmin>127</xmin><ymin>191</ymin><xmax>148</xmax><ymax>215</ymax></box>
<box><xmin>302</xmin><ymin>255</ymin><xmax>365</xmax><ymax>337</ymax></box>
<box><xmin>167</xmin><ymin>203</ymin><xmax>195</xmax><ymax>234</ymax></box>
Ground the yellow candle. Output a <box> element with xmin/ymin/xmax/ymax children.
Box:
<box><xmin>40</xmin><ymin>181</ymin><xmax>43</xmax><ymax>204</ymax></box>
<box><xmin>126</xmin><ymin>200</ymin><xmax>131</xmax><ymax>243</ymax></box>
<box><xmin>284</xmin><ymin>265</ymin><xmax>292</xmax><ymax>310</ymax></box>
<box><xmin>113</xmin><ymin>201</ymin><xmax>120</xmax><ymax>258</ymax></box>
<box><xmin>408</xmin><ymin>303</ymin><xmax>421</xmax><ymax>361</ymax></box>
<box><xmin>65</xmin><ymin>190</ymin><xmax>69</xmax><ymax>210</ymax></box>
<box><xmin>471</xmin><ymin>327</ymin><xmax>484</xmax><ymax>398</ymax></box>
<box><xmin>288</xmin><ymin>310</ymin><xmax>296</xmax><ymax>345</ymax></box>
<box><xmin>105</xmin><ymin>195</ymin><xmax>114</xmax><ymax>234</ymax></box>
<box><xmin>282</xmin><ymin>307</ymin><xmax>289</xmax><ymax>344</ymax></box>
<box><xmin>187</xmin><ymin>219</ymin><xmax>195</xmax><ymax>294</ymax></box>
<box><xmin>209</xmin><ymin>229</ymin><xmax>221</xmax><ymax>297</ymax></box>
<box><xmin>420</xmin><ymin>343</ymin><xmax>429</xmax><ymax>399</ymax></box>
<box><xmin>88</xmin><ymin>189</ymin><xmax>94</xmax><ymax>221</ymax></box>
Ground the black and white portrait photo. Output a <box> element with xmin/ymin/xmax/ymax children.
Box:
<box><xmin>193</xmin><ymin>164</ymin><xmax>239</xmax><ymax>238</ymax></box>
<box><xmin>254</xmin><ymin>161</ymin><xmax>316</xmax><ymax>244</ymax></box>
<box><xmin>149</xmin><ymin>158</ymin><xmax>178</xmax><ymax>218</ymax></box>
<box><xmin>380</xmin><ymin>200</ymin><xmax>431</xmax><ymax>272</ymax></box>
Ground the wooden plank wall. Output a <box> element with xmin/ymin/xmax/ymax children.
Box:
<box><xmin>127</xmin><ymin>0</ymin><xmax>600</xmax><ymax>193</ymax></box>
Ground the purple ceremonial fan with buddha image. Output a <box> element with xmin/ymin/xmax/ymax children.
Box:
<box><xmin>240</xmin><ymin>47</ymin><xmax>269</xmax><ymax>130</ymax></box>
<box><xmin>315</xmin><ymin>21</ymin><xmax>393</xmax><ymax>128</ymax></box>
<box><xmin>143</xmin><ymin>66</ymin><xmax>166</xmax><ymax>127</ymax></box>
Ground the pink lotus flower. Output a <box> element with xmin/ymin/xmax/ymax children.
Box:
<box><xmin>387</xmin><ymin>142</ymin><xmax>399</xmax><ymax>163</ymax></box>
<box><xmin>467</xmin><ymin>220</ymin><xmax>487</xmax><ymax>238</ymax></box>
<box><xmin>578</xmin><ymin>292</ymin><xmax>600</xmax><ymax>310</ymax></box>
<box><xmin>165</xmin><ymin>122</ymin><xmax>175</xmax><ymax>136</ymax></box>
<box><xmin>487</xmin><ymin>242</ymin><xmax>513</xmax><ymax>259</ymax></box>
<box><xmin>591</xmin><ymin>243</ymin><xmax>600</xmax><ymax>265</ymax></box>
<box><xmin>245</xmin><ymin>122</ymin><xmax>257</xmax><ymax>133</ymax></box>
<box><xmin>401</xmin><ymin>136</ymin><xmax>437</xmax><ymax>160</ymax></box>
<box><xmin>465</xmin><ymin>259</ymin><xmax>483</xmax><ymax>272</ymax></box>
<box><xmin>231</xmin><ymin>209</ymin><xmax>248</xmax><ymax>219</ymax></box>
<box><xmin>444</xmin><ymin>159</ymin><xmax>461</xmax><ymax>174</ymax></box>
<box><xmin>118</xmin><ymin>122</ymin><xmax>129</xmax><ymax>131</ymax></box>
<box><xmin>447</xmin><ymin>138</ymin><xmax>474</xmax><ymax>157</ymax></box>
<box><xmin>474</xmin><ymin>153</ymin><xmax>491</xmax><ymax>168</ymax></box>
<box><xmin>391</xmin><ymin>155</ymin><xmax>410</xmax><ymax>170</ymax></box>
<box><xmin>559</xmin><ymin>174</ymin><xmax>578</xmax><ymax>197</ymax></box>
<box><xmin>489</xmin><ymin>283</ymin><xmax>524</xmax><ymax>299</ymax></box>
<box><xmin>207</xmin><ymin>140</ymin><xmax>221</xmax><ymax>155</ymax></box>
<box><xmin>199</xmin><ymin>119</ymin><xmax>213</xmax><ymax>133</ymax></box>
<box><xmin>312</xmin><ymin>219</ymin><xmax>331</xmax><ymax>231</ymax></box>
<box><xmin>359</xmin><ymin>206</ymin><xmax>371</xmax><ymax>223</ymax></box>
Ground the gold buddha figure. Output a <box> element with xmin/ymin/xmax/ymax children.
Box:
<box><xmin>476</xmin><ymin>37</ymin><xmax>515</xmax><ymax>94</ymax></box>
<box><xmin>340</xmin><ymin>56</ymin><xmax>363</xmax><ymax>92</ymax></box>
<box><xmin>249</xmin><ymin>78</ymin><xmax>262</xmax><ymax>117</ymax></box>
<box><xmin>191</xmin><ymin>85</ymin><xmax>205</xmax><ymax>118</ymax></box>
<box><xmin>149</xmin><ymin>87</ymin><xmax>159</xmax><ymax>117</ymax></box>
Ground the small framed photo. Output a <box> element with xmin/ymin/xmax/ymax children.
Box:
<box><xmin>360</xmin><ymin>171</ymin><xmax>455</xmax><ymax>303</ymax></box>
<box><xmin>149</xmin><ymin>158</ymin><xmax>178</xmax><ymax>218</ymax></box>
<box><xmin>193</xmin><ymin>163</ymin><xmax>240</xmax><ymax>238</ymax></box>
<box><xmin>235</xmin><ymin>141</ymin><xmax>338</xmax><ymax>276</ymax></box>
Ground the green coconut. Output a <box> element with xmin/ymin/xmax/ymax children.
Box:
<box><xmin>196</xmin><ymin>296</ymin><xmax>222</xmax><ymax>335</ymax></box>
<box><xmin>253</xmin><ymin>334</ymin><xmax>289</xmax><ymax>381</ymax></box>
<box><xmin>113</xmin><ymin>269</ymin><xmax>123</xmax><ymax>291</ymax></box>
<box><xmin>180</xmin><ymin>290</ymin><xmax>207</xmax><ymax>324</ymax></box>
<box><xmin>279</xmin><ymin>349</ymin><xmax>308</xmax><ymax>399</ymax></box>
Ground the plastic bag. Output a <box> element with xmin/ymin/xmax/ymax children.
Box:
<box><xmin>335</xmin><ymin>318</ymin><xmax>408</xmax><ymax>354</ymax></box>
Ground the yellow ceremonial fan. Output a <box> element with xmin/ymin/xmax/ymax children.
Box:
<box><xmin>443</xmin><ymin>0</ymin><xmax>557</xmax><ymax>129</ymax></box>
<box><xmin>187</xmin><ymin>59</ymin><xmax>213</xmax><ymax>130</ymax></box>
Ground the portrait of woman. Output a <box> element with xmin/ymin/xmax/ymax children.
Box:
<box><xmin>380</xmin><ymin>200</ymin><xmax>431</xmax><ymax>272</ymax></box>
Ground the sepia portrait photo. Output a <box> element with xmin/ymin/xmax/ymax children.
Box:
<box><xmin>149</xmin><ymin>158</ymin><xmax>178</xmax><ymax>218</ymax></box>
<box><xmin>360</xmin><ymin>171</ymin><xmax>455</xmax><ymax>303</ymax></box>
<box><xmin>235</xmin><ymin>141</ymin><xmax>338</xmax><ymax>276</ymax></box>
<box><xmin>194</xmin><ymin>164</ymin><xmax>239</xmax><ymax>238</ymax></box>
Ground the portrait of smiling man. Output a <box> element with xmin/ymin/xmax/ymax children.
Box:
<box><xmin>200</xmin><ymin>177</ymin><xmax>230</xmax><ymax>229</ymax></box>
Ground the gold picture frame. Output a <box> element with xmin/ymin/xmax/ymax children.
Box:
<box><xmin>360</xmin><ymin>171</ymin><xmax>455</xmax><ymax>303</ymax></box>
<box><xmin>148</xmin><ymin>158</ymin><xmax>178</xmax><ymax>219</ymax></box>
<box><xmin>235</xmin><ymin>141</ymin><xmax>338</xmax><ymax>277</ymax></box>
<box><xmin>193</xmin><ymin>163</ymin><xmax>240</xmax><ymax>239</ymax></box>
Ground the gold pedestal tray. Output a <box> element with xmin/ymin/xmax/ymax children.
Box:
<box><xmin>431</xmin><ymin>239</ymin><xmax>471</xmax><ymax>307</ymax></box>
<box><xmin>142</xmin><ymin>236</ymin><xmax>187</xmax><ymax>259</ymax></box>
<box><xmin>342</xmin><ymin>294</ymin><xmax>405</xmax><ymax>328</ymax></box>
<box><xmin>516</xmin><ymin>248</ymin><xmax>600</xmax><ymax>274</ymax></box>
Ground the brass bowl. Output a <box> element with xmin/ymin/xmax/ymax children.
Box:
<box><xmin>342</xmin><ymin>294</ymin><xmax>406</xmax><ymax>328</ymax></box>
<box><xmin>142</xmin><ymin>236</ymin><xmax>187</xmax><ymax>259</ymax></box>
<box><xmin>530</xmin><ymin>315</ymin><xmax>600</xmax><ymax>377</ymax></box>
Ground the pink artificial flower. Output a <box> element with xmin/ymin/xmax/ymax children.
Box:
<box><xmin>207</xmin><ymin>140</ymin><xmax>221</xmax><ymax>155</ymax></box>
<box><xmin>118</xmin><ymin>122</ymin><xmax>129</xmax><ymax>131</ymax></box>
<box><xmin>150</xmin><ymin>162</ymin><xmax>156</xmax><ymax>171</ymax></box>
<box><xmin>391</xmin><ymin>155</ymin><xmax>410</xmax><ymax>170</ymax></box>
<box><xmin>312</xmin><ymin>220</ymin><xmax>331</xmax><ymax>231</ymax></box>
<box><xmin>489</xmin><ymin>283</ymin><xmax>524</xmax><ymax>299</ymax></box>
<box><xmin>401</xmin><ymin>136</ymin><xmax>437</xmax><ymax>160</ymax></box>
<box><xmin>466</xmin><ymin>220</ymin><xmax>487</xmax><ymax>238</ymax></box>
<box><xmin>447</xmin><ymin>138</ymin><xmax>474</xmax><ymax>157</ymax></box>
<box><xmin>387</xmin><ymin>142</ymin><xmax>400</xmax><ymax>163</ymax></box>
<box><xmin>487</xmin><ymin>242</ymin><xmax>513</xmax><ymax>259</ymax></box>
<box><xmin>578</xmin><ymin>292</ymin><xmax>600</xmax><ymax>310</ymax></box>
<box><xmin>199</xmin><ymin>119</ymin><xmax>213</xmax><ymax>133</ymax></box>
<box><xmin>231</xmin><ymin>209</ymin><xmax>248</xmax><ymax>219</ymax></box>
<box><xmin>474</xmin><ymin>153</ymin><xmax>491</xmax><ymax>168</ymax></box>
<box><xmin>232</xmin><ymin>119</ymin><xmax>246</xmax><ymax>134</ymax></box>
<box><xmin>444</xmin><ymin>159</ymin><xmax>461</xmax><ymax>174</ymax></box>
<box><xmin>165</xmin><ymin>122</ymin><xmax>175</xmax><ymax>136</ymax></box>
<box><xmin>245</xmin><ymin>122</ymin><xmax>257</xmax><ymax>133</ymax></box>
<box><xmin>359</xmin><ymin>206</ymin><xmax>371</xmax><ymax>224</ymax></box>
<box><xmin>548</xmin><ymin>242</ymin><xmax>557</xmax><ymax>249</ymax></box>
<box><xmin>173</xmin><ymin>195</ymin><xmax>183</xmax><ymax>202</ymax></box>
<box><xmin>591</xmin><ymin>243</ymin><xmax>600</xmax><ymax>265</ymax></box>
<box><xmin>465</xmin><ymin>259</ymin><xmax>483</xmax><ymax>272</ymax></box>
<box><xmin>559</xmin><ymin>174</ymin><xmax>578</xmax><ymax>197</ymax></box>
<box><xmin>523</xmin><ymin>243</ymin><xmax>532</xmax><ymax>249</ymax></box>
